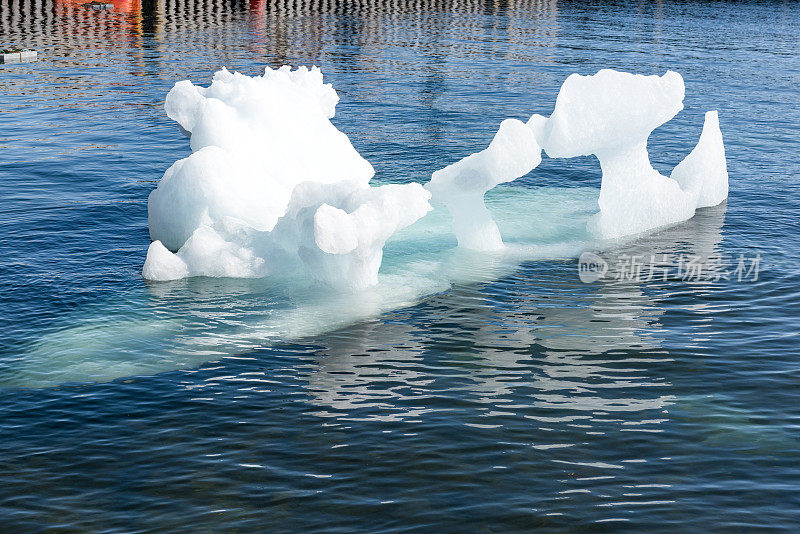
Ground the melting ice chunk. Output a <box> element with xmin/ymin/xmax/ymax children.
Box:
<box><xmin>144</xmin><ymin>67</ymin><xmax>431</xmax><ymax>289</ymax></box>
<box><xmin>536</xmin><ymin>69</ymin><xmax>727</xmax><ymax>240</ymax></box>
<box><xmin>426</xmin><ymin>119</ymin><xmax>542</xmax><ymax>251</ymax></box>
<box><xmin>541</xmin><ymin>69</ymin><xmax>685</xmax><ymax>159</ymax></box>
<box><xmin>143</xmin><ymin>225</ymin><xmax>266</xmax><ymax>282</ymax></box>
<box><xmin>143</xmin><ymin>180</ymin><xmax>431</xmax><ymax>290</ymax></box>
<box><xmin>270</xmin><ymin>180</ymin><xmax>432</xmax><ymax>290</ymax></box>
<box><xmin>145</xmin><ymin>66</ymin><xmax>730</xmax><ymax>288</ymax></box>
<box><xmin>670</xmin><ymin>110</ymin><xmax>729</xmax><ymax>209</ymax></box>
<box><xmin>148</xmin><ymin>66</ymin><xmax>374</xmax><ymax>253</ymax></box>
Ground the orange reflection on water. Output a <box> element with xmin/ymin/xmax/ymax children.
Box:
<box><xmin>54</xmin><ymin>0</ymin><xmax>141</xmax><ymax>12</ymax></box>
<box><xmin>53</xmin><ymin>0</ymin><xmax>143</xmax><ymax>43</ymax></box>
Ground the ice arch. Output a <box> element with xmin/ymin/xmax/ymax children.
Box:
<box><xmin>425</xmin><ymin>119</ymin><xmax>542</xmax><ymax>251</ymax></box>
<box><xmin>534</xmin><ymin>69</ymin><xmax>728</xmax><ymax>240</ymax></box>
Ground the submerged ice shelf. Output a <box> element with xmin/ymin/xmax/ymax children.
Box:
<box><xmin>11</xmin><ymin>185</ymin><xmax>602</xmax><ymax>388</ymax></box>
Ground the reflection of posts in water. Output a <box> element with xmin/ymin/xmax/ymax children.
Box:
<box><xmin>4</xmin><ymin>0</ymin><xmax>560</xmax><ymax>77</ymax></box>
<box><xmin>0</xmin><ymin>0</ymin><xmax>143</xmax><ymax>52</ymax></box>
<box><xmin>244</xmin><ymin>0</ymin><xmax>560</xmax><ymax>67</ymax></box>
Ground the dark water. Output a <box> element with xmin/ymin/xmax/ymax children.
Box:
<box><xmin>2</xmin><ymin>0</ymin><xmax>800</xmax><ymax>530</ymax></box>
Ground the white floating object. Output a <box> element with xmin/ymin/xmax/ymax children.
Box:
<box><xmin>84</xmin><ymin>1</ymin><xmax>114</xmax><ymax>10</ymax></box>
<box><xmin>1</xmin><ymin>49</ymin><xmax>37</xmax><ymax>64</ymax></box>
<box><xmin>1</xmin><ymin>52</ymin><xmax>20</xmax><ymax>64</ymax></box>
<box><xmin>148</xmin><ymin>66</ymin><xmax>373</xmax><ymax>252</ymax></box>
<box><xmin>144</xmin><ymin>65</ymin><xmax>731</xmax><ymax>286</ymax></box>
<box><xmin>278</xmin><ymin>180</ymin><xmax>432</xmax><ymax>290</ymax></box>
<box><xmin>143</xmin><ymin>67</ymin><xmax>431</xmax><ymax>290</ymax></box>
<box><xmin>538</xmin><ymin>69</ymin><xmax>701</xmax><ymax>240</ymax></box>
<box><xmin>670</xmin><ymin>110</ymin><xmax>729</xmax><ymax>209</ymax></box>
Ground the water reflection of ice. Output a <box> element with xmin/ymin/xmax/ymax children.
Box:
<box><xmin>301</xmin><ymin>202</ymin><xmax>727</xmax><ymax>423</ymax></box>
<box><xmin>300</xmin><ymin>278</ymin><xmax>676</xmax><ymax>424</ymax></box>
<box><xmin>304</xmin><ymin>322</ymin><xmax>433</xmax><ymax>422</ymax></box>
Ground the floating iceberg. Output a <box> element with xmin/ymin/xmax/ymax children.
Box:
<box><xmin>144</xmin><ymin>66</ymin><xmax>728</xmax><ymax>288</ymax></box>
<box><xmin>144</xmin><ymin>66</ymin><xmax>431</xmax><ymax>289</ymax></box>
<box><xmin>11</xmin><ymin>68</ymin><xmax>735</xmax><ymax>388</ymax></box>
<box><xmin>425</xmin><ymin>119</ymin><xmax>542</xmax><ymax>251</ymax></box>
<box><xmin>534</xmin><ymin>69</ymin><xmax>728</xmax><ymax>240</ymax></box>
<box><xmin>426</xmin><ymin>69</ymin><xmax>727</xmax><ymax>249</ymax></box>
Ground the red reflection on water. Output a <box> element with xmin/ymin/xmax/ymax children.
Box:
<box><xmin>248</xmin><ymin>0</ymin><xmax>269</xmax><ymax>56</ymax></box>
<box><xmin>53</xmin><ymin>0</ymin><xmax>143</xmax><ymax>46</ymax></box>
<box><xmin>55</xmin><ymin>0</ymin><xmax>142</xmax><ymax>14</ymax></box>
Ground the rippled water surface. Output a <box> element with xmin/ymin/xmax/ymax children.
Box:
<box><xmin>2</xmin><ymin>0</ymin><xmax>799</xmax><ymax>530</ymax></box>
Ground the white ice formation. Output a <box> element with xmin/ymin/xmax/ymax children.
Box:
<box><xmin>267</xmin><ymin>179</ymin><xmax>432</xmax><ymax>289</ymax></box>
<box><xmin>425</xmin><ymin>119</ymin><xmax>542</xmax><ymax>251</ymax></box>
<box><xmin>144</xmin><ymin>66</ymin><xmax>729</xmax><ymax>288</ymax></box>
<box><xmin>533</xmin><ymin>69</ymin><xmax>728</xmax><ymax>239</ymax></box>
<box><xmin>670</xmin><ymin>110</ymin><xmax>729</xmax><ymax>209</ymax></box>
<box><xmin>143</xmin><ymin>66</ymin><xmax>431</xmax><ymax>289</ymax></box>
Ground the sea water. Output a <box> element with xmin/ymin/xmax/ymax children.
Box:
<box><xmin>1</xmin><ymin>0</ymin><xmax>799</xmax><ymax>530</ymax></box>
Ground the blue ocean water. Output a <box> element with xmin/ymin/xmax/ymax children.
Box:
<box><xmin>1</xmin><ymin>0</ymin><xmax>799</xmax><ymax>530</ymax></box>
